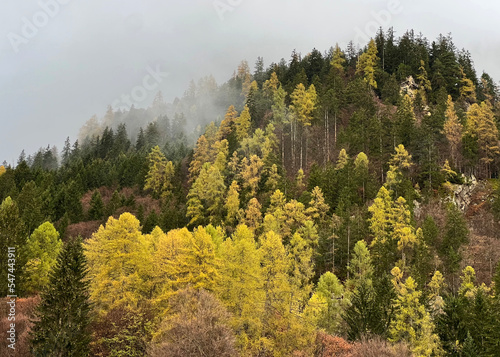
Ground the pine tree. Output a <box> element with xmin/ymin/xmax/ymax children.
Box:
<box><xmin>30</xmin><ymin>237</ymin><xmax>91</xmax><ymax>357</ymax></box>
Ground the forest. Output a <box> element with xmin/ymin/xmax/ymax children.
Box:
<box><xmin>1</xmin><ymin>28</ymin><xmax>500</xmax><ymax>356</ymax></box>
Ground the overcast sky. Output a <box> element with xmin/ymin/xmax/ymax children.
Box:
<box><xmin>1</xmin><ymin>0</ymin><xmax>499</xmax><ymax>165</ymax></box>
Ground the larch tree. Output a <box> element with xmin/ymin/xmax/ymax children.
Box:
<box><xmin>331</xmin><ymin>44</ymin><xmax>346</xmax><ymax>75</ymax></box>
<box><xmin>84</xmin><ymin>213</ymin><xmax>152</xmax><ymax>314</ymax></box>
<box><xmin>389</xmin><ymin>267</ymin><xmax>442</xmax><ymax>357</ymax></box>
<box><xmin>306</xmin><ymin>186</ymin><xmax>331</xmax><ymax>228</ymax></box>
<box><xmin>188</xmin><ymin>135</ymin><xmax>211</xmax><ymax>182</ymax></box>
<box><xmin>217</xmin><ymin>105</ymin><xmax>237</xmax><ymax>141</ymax></box>
<box><xmin>144</xmin><ymin>145</ymin><xmax>175</xmax><ymax>198</ymax></box>
<box><xmin>240</xmin><ymin>155</ymin><xmax>263</xmax><ymax>197</ymax></box>
<box><xmin>217</xmin><ymin>224</ymin><xmax>264</xmax><ymax>352</ymax></box>
<box><xmin>235</xmin><ymin>105</ymin><xmax>252</xmax><ymax>142</ymax></box>
<box><xmin>443</xmin><ymin>95</ymin><xmax>463</xmax><ymax>167</ymax></box>
<box><xmin>288</xmin><ymin>232</ymin><xmax>314</xmax><ymax>310</ymax></box>
<box><xmin>225</xmin><ymin>180</ymin><xmax>241</xmax><ymax>227</ymax></box>
<box><xmin>459</xmin><ymin>67</ymin><xmax>477</xmax><ymax>104</ymax></box>
<box><xmin>23</xmin><ymin>222</ymin><xmax>63</xmax><ymax>295</ymax></box>
<box><xmin>356</xmin><ymin>39</ymin><xmax>379</xmax><ymax>89</ymax></box>
<box><xmin>243</xmin><ymin>197</ymin><xmax>262</xmax><ymax>232</ymax></box>
<box><xmin>186</xmin><ymin>163</ymin><xmax>226</xmax><ymax>226</ymax></box>
<box><xmin>290</xmin><ymin>83</ymin><xmax>318</xmax><ymax>169</ymax></box>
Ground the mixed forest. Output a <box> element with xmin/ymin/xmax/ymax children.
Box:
<box><xmin>1</xmin><ymin>28</ymin><xmax>500</xmax><ymax>356</ymax></box>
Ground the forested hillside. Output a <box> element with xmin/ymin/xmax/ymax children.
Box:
<box><xmin>1</xmin><ymin>28</ymin><xmax>500</xmax><ymax>356</ymax></box>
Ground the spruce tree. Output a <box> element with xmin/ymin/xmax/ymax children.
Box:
<box><xmin>88</xmin><ymin>190</ymin><xmax>104</xmax><ymax>220</ymax></box>
<box><xmin>30</xmin><ymin>237</ymin><xmax>91</xmax><ymax>356</ymax></box>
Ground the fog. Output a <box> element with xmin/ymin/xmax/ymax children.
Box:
<box><xmin>1</xmin><ymin>0</ymin><xmax>499</xmax><ymax>164</ymax></box>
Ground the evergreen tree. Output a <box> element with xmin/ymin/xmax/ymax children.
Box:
<box><xmin>30</xmin><ymin>237</ymin><xmax>91</xmax><ymax>356</ymax></box>
<box><xmin>88</xmin><ymin>190</ymin><xmax>104</xmax><ymax>221</ymax></box>
<box><xmin>0</xmin><ymin>196</ymin><xmax>27</xmax><ymax>296</ymax></box>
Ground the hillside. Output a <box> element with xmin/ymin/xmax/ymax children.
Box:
<box><xmin>1</xmin><ymin>28</ymin><xmax>500</xmax><ymax>356</ymax></box>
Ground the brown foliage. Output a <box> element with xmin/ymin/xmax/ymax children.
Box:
<box><xmin>149</xmin><ymin>289</ymin><xmax>237</xmax><ymax>357</ymax></box>
<box><xmin>90</xmin><ymin>304</ymin><xmax>155</xmax><ymax>357</ymax></box>
<box><xmin>0</xmin><ymin>296</ymin><xmax>40</xmax><ymax>357</ymax></box>
<box><xmin>313</xmin><ymin>332</ymin><xmax>353</xmax><ymax>357</ymax></box>
<box><xmin>350</xmin><ymin>336</ymin><xmax>412</xmax><ymax>357</ymax></box>
<box><xmin>65</xmin><ymin>220</ymin><xmax>102</xmax><ymax>240</ymax></box>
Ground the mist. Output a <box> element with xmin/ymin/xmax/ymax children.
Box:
<box><xmin>1</xmin><ymin>0</ymin><xmax>499</xmax><ymax>164</ymax></box>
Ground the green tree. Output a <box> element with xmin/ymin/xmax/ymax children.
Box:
<box><xmin>0</xmin><ymin>196</ymin><xmax>27</xmax><ymax>296</ymax></box>
<box><xmin>440</xmin><ymin>204</ymin><xmax>469</xmax><ymax>275</ymax></box>
<box><xmin>23</xmin><ymin>222</ymin><xmax>63</xmax><ymax>294</ymax></box>
<box><xmin>30</xmin><ymin>237</ymin><xmax>91</xmax><ymax>357</ymax></box>
<box><xmin>186</xmin><ymin>163</ymin><xmax>226</xmax><ymax>226</ymax></box>
<box><xmin>88</xmin><ymin>190</ymin><xmax>104</xmax><ymax>220</ymax></box>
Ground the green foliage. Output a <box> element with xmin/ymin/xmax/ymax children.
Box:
<box><xmin>88</xmin><ymin>190</ymin><xmax>104</xmax><ymax>220</ymax></box>
<box><xmin>440</xmin><ymin>204</ymin><xmax>469</xmax><ymax>275</ymax></box>
<box><xmin>23</xmin><ymin>222</ymin><xmax>63</xmax><ymax>294</ymax></box>
<box><xmin>30</xmin><ymin>237</ymin><xmax>91</xmax><ymax>356</ymax></box>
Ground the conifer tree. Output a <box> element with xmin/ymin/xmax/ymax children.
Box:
<box><xmin>217</xmin><ymin>224</ymin><xmax>264</xmax><ymax>351</ymax></box>
<box><xmin>84</xmin><ymin>213</ymin><xmax>152</xmax><ymax>313</ymax></box>
<box><xmin>235</xmin><ymin>105</ymin><xmax>252</xmax><ymax>142</ymax></box>
<box><xmin>244</xmin><ymin>197</ymin><xmax>262</xmax><ymax>232</ymax></box>
<box><xmin>331</xmin><ymin>44</ymin><xmax>346</xmax><ymax>75</ymax></box>
<box><xmin>356</xmin><ymin>39</ymin><xmax>379</xmax><ymax>88</ymax></box>
<box><xmin>88</xmin><ymin>190</ymin><xmax>104</xmax><ymax>220</ymax></box>
<box><xmin>240</xmin><ymin>155</ymin><xmax>263</xmax><ymax>197</ymax></box>
<box><xmin>187</xmin><ymin>163</ymin><xmax>226</xmax><ymax>226</ymax></box>
<box><xmin>0</xmin><ymin>196</ymin><xmax>26</xmax><ymax>296</ymax></box>
<box><xmin>443</xmin><ymin>95</ymin><xmax>463</xmax><ymax>166</ymax></box>
<box><xmin>225</xmin><ymin>180</ymin><xmax>241</xmax><ymax>227</ymax></box>
<box><xmin>23</xmin><ymin>222</ymin><xmax>63</xmax><ymax>294</ymax></box>
<box><xmin>217</xmin><ymin>105</ymin><xmax>237</xmax><ymax>141</ymax></box>
<box><xmin>30</xmin><ymin>237</ymin><xmax>91</xmax><ymax>357</ymax></box>
<box><xmin>389</xmin><ymin>267</ymin><xmax>441</xmax><ymax>356</ymax></box>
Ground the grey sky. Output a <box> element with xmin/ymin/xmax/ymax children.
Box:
<box><xmin>1</xmin><ymin>0</ymin><xmax>499</xmax><ymax>165</ymax></box>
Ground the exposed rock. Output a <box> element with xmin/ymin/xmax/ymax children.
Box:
<box><xmin>400</xmin><ymin>76</ymin><xmax>419</xmax><ymax>99</ymax></box>
<box><xmin>447</xmin><ymin>175</ymin><xmax>482</xmax><ymax>212</ymax></box>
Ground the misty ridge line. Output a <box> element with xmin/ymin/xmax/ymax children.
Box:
<box><xmin>7</xmin><ymin>0</ymin><xmax>73</xmax><ymax>54</ymax></box>
<box><xmin>111</xmin><ymin>65</ymin><xmax>170</xmax><ymax>112</ymax></box>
